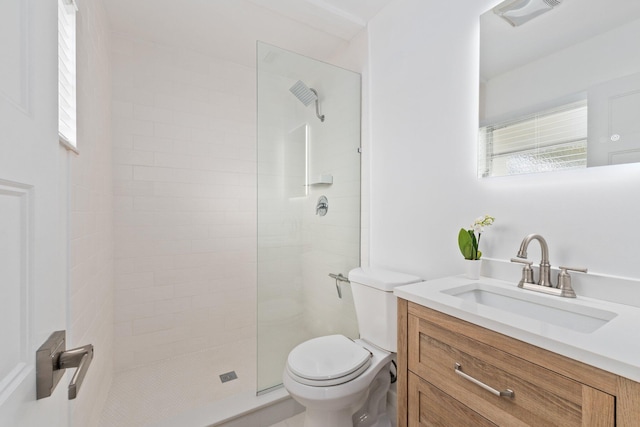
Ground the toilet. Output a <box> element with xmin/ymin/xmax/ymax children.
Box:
<box><xmin>283</xmin><ymin>267</ymin><xmax>423</xmax><ymax>427</ymax></box>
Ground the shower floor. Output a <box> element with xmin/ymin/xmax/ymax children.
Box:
<box><xmin>99</xmin><ymin>339</ymin><xmax>255</xmax><ymax>427</ymax></box>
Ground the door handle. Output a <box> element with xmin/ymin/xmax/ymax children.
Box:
<box><xmin>36</xmin><ymin>330</ymin><xmax>94</xmax><ymax>400</ymax></box>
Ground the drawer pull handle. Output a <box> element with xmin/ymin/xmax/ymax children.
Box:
<box><xmin>454</xmin><ymin>363</ymin><xmax>514</xmax><ymax>398</ymax></box>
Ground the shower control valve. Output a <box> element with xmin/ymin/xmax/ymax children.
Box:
<box><xmin>316</xmin><ymin>196</ymin><xmax>328</xmax><ymax>216</ymax></box>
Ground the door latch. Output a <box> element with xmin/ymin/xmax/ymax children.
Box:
<box><xmin>36</xmin><ymin>330</ymin><xmax>94</xmax><ymax>400</ymax></box>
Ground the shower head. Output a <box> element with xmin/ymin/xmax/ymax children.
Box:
<box><xmin>289</xmin><ymin>80</ymin><xmax>317</xmax><ymax>106</ymax></box>
<box><xmin>289</xmin><ymin>80</ymin><xmax>325</xmax><ymax>122</ymax></box>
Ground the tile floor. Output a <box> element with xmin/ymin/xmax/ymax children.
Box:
<box><xmin>99</xmin><ymin>340</ymin><xmax>254</xmax><ymax>427</ymax></box>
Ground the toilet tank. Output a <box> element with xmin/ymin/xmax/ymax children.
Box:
<box><xmin>348</xmin><ymin>267</ymin><xmax>423</xmax><ymax>352</ymax></box>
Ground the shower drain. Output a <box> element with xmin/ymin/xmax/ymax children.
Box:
<box><xmin>219</xmin><ymin>371</ymin><xmax>238</xmax><ymax>383</ymax></box>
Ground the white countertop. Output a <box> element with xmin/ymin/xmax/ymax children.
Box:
<box><xmin>394</xmin><ymin>275</ymin><xmax>640</xmax><ymax>382</ymax></box>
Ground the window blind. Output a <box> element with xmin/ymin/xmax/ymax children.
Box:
<box><xmin>478</xmin><ymin>100</ymin><xmax>588</xmax><ymax>177</ymax></box>
<box><xmin>58</xmin><ymin>0</ymin><xmax>78</xmax><ymax>149</ymax></box>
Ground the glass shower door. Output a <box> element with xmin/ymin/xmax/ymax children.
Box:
<box><xmin>256</xmin><ymin>42</ymin><xmax>362</xmax><ymax>392</ymax></box>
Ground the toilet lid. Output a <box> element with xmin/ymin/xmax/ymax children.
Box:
<box><xmin>287</xmin><ymin>335</ymin><xmax>372</xmax><ymax>382</ymax></box>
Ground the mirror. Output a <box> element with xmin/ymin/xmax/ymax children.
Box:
<box><xmin>479</xmin><ymin>0</ymin><xmax>640</xmax><ymax>177</ymax></box>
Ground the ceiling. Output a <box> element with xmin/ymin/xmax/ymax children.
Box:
<box><xmin>103</xmin><ymin>0</ymin><xmax>395</xmax><ymax>67</ymax></box>
<box><xmin>480</xmin><ymin>0</ymin><xmax>640</xmax><ymax>80</ymax></box>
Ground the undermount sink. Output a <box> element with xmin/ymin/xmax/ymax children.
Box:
<box><xmin>442</xmin><ymin>283</ymin><xmax>617</xmax><ymax>333</ymax></box>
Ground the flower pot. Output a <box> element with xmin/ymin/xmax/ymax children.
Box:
<box><xmin>464</xmin><ymin>259</ymin><xmax>482</xmax><ymax>280</ymax></box>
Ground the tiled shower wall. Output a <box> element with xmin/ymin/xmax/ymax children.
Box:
<box><xmin>299</xmin><ymin>80</ymin><xmax>361</xmax><ymax>340</ymax></box>
<box><xmin>70</xmin><ymin>0</ymin><xmax>114</xmax><ymax>425</ymax></box>
<box><xmin>110</xmin><ymin>34</ymin><xmax>257</xmax><ymax>371</ymax></box>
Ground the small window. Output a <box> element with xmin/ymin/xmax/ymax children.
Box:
<box><xmin>478</xmin><ymin>100</ymin><xmax>588</xmax><ymax>178</ymax></box>
<box><xmin>58</xmin><ymin>0</ymin><xmax>78</xmax><ymax>151</ymax></box>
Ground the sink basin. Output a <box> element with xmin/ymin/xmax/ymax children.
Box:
<box><xmin>442</xmin><ymin>283</ymin><xmax>617</xmax><ymax>333</ymax></box>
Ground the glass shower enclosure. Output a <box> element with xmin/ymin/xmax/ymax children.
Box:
<box><xmin>256</xmin><ymin>42</ymin><xmax>362</xmax><ymax>392</ymax></box>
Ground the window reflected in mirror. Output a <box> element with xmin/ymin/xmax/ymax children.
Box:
<box><xmin>479</xmin><ymin>100</ymin><xmax>587</xmax><ymax>177</ymax></box>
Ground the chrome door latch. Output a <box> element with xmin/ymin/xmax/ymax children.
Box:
<box><xmin>36</xmin><ymin>330</ymin><xmax>94</xmax><ymax>400</ymax></box>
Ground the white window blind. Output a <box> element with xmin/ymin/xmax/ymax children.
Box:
<box><xmin>58</xmin><ymin>0</ymin><xmax>78</xmax><ymax>150</ymax></box>
<box><xmin>478</xmin><ymin>100</ymin><xmax>588</xmax><ymax>178</ymax></box>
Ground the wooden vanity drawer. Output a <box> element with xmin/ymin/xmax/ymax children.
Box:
<box><xmin>407</xmin><ymin>308</ymin><xmax>615</xmax><ymax>426</ymax></box>
<box><xmin>408</xmin><ymin>372</ymin><xmax>497</xmax><ymax>426</ymax></box>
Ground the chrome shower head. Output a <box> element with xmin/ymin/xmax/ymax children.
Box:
<box><xmin>289</xmin><ymin>80</ymin><xmax>317</xmax><ymax>106</ymax></box>
<box><xmin>289</xmin><ymin>80</ymin><xmax>325</xmax><ymax>122</ymax></box>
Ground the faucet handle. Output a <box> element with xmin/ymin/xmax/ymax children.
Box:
<box><xmin>558</xmin><ymin>266</ymin><xmax>588</xmax><ymax>274</ymax></box>
<box><xmin>557</xmin><ymin>266</ymin><xmax>587</xmax><ymax>298</ymax></box>
<box><xmin>510</xmin><ymin>258</ymin><xmax>535</xmax><ymax>287</ymax></box>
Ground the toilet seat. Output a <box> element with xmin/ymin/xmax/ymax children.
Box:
<box><xmin>286</xmin><ymin>335</ymin><xmax>372</xmax><ymax>387</ymax></box>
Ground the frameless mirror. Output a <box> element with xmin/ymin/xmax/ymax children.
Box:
<box><xmin>479</xmin><ymin>0</ymin><xmax>640</xmax><ymax>177</ymax></box>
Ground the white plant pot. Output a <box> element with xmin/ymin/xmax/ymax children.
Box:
<box><xmin>464</xmin><ymin>259</ymin><xmax>482</xmax><ymax>280</ymax></box>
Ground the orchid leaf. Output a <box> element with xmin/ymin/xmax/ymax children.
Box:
<box><xmin>458</xmin><ymin>228</ymin><xmax>474</xmax><ymax>260</ymax></box>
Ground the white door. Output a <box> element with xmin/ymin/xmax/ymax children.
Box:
<box><xmin>0</xmin><ymin>0</ymin><xmax>69</xmax><ymax>425</ymax></box>
<box><xmin>588</xmin><ymin>72</ymin><xmax>640</xmax><ymax>166</ymax></box>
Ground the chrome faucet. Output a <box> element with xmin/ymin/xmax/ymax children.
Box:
<box><xmin>516</xmin><ymin>234</ymin><xmax>552</xmax><ymax>287</ymax></box>
<box><xmin>511</xmin><ymin>234</ymin><xmax>587</xmax><ymax>298</ymax></box>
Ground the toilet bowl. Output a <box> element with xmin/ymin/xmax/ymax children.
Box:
<box><xmin>282</xmin><ymin>268</ymin><xmax>423</xmax><ymax>427</ymax></box>
<box><xmin>284</xmin><ymin>336</ymin><xmax>393</xmax><ymax>427</ymax></box>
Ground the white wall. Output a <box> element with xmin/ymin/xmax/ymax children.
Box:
<box><xmin>70</xmin><ymin>0</ymin><xmax>114</xmax><ymax>425</ymax></box>
<box><xmin>110</xmin><ymin>34</ymin><xmax>256</xmax><ymax>371</ymax></box>
<box><xmin>367</xmin><ymin>0</ymin><xmax>640</xmax><ymax>283</ymax></box>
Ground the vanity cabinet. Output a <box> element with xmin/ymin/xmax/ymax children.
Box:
<box><xmin>397</xmin><ymin>299</ymin><xmax>640</xmax><ymax>426</ymax></box>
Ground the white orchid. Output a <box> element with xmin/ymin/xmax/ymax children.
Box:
<box><xmin>471</xmin><ymin>215</ymin><xmax>495</xmax><ymax>234</ymax></box>
<box><xmin>459</xmin><ymin>215</ymin><xmax>495</xmax><ymax>260</ymax></box>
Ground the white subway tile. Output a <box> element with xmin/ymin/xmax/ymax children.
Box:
<box><xmin>114</xmin><ymin>255</ymin><xmax>172</xmax><ymax>275</ymax></box>
<box><xmin>112</xmin><ymin>116</ymin><xmax>154</xmax><ymax>137</ymax></box>
<box><xmin>190</xmin><ymin>291</ymin><xmax>227</xmax><ymax>309</ymax></box>
<box><xmin>133</xmin><ymin>104</ymin><xmax>174</xmax><ymax>124</ymax></box>
<box><xmin>190</xmin><ymin>128</ymin><xmax>225</xmax><ymax>144</ymax></box>
<box><xmin>132</xmin><ymin>342</ymin><xmax>177</xmax><ymax>365</ymax></box>
<box><xmin>179</xmin><ymin>140</ymin><xmax>212</xmax><ymax>156</ymax></box>
<box><xmin>154</xmin><ymin>122</ymin><xmax>192</xmax><ymax>140</ymax></box>
<box><xmin>115</xmin><ymin>302</ymin><xmax>155</xmax><ymax>322</ymax></box>
<box><xmin>133</xmin><ymin>166</ymin><xmax>176</xmax><ymax>182</ymax></box>
<box><xmin>132</xmin><ymin>135</ymin><xmax>175</xmax><ymax>153</ymax></box>
<box><xmin>111</xmin><ymin>100</ymin><xmax>133</xmax><ymax>118</ymax></box>
<box><xmin>171</xmin><ymin>110</ymin><xmax>212</xmax><ymax>130</ymax></box>
<box><xmin>113</xmin><ymin>180</ymin><xmax>155</xmax><ymax>197</ymax></box>
<box><xmin>114</xmin><ymin>321</ymin><xmax>133</xmax><ymax>338</ymax></box>
<box><xmin>154</xmin><ymin>297</ymin><xmax>191</xmax><ymax>315</ymax></box>
<box><xmin>132</xmin><ymin>313</ymin><xmax>174</xmax><ymax>335</ymax></box>
<box><xmin>113</xmin><ymin>165</ymin><xmax>133</xmax><ymax>181</ymax></box>
<box><xmin>113</xmin><ymin>148</ymin><xmax>155</xmax><ymax>166</ymax></box>
<box><xmin>115</xmin><ymin>285</ymin><xmax>174</xmax><ymax>307</ymax></box>
<box><xmin>113</xmin><ymin>85</ymin><xmax>155</xmax><ymax>106</ymax></box>
<box><xmin>154</xmin><ymin>152</ymin><xmax>192</xmax><ymax>169</ymax></box>
<box><xmin>110</xmin><ymin>36</ymin><xmax>261</xmax><ymax>372</ymax></box>
<box><xmin>153</xmin><ymin>239</ymin><xmax>193</xmax><ymax>256</ymax></box>
<box><xmin>115</xmin><ymin>271</ymin><xmax>154</xmax><ymax>290</ymax></box>
<box><xmin>113</xmin><ymin>195</ymin><xmax>133</xmax><ymax>212</ymax></box>
<box><xmin>154</xmin><ymin>93</ymin><xmax>187</xmax><ymax>110</ymax></box>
